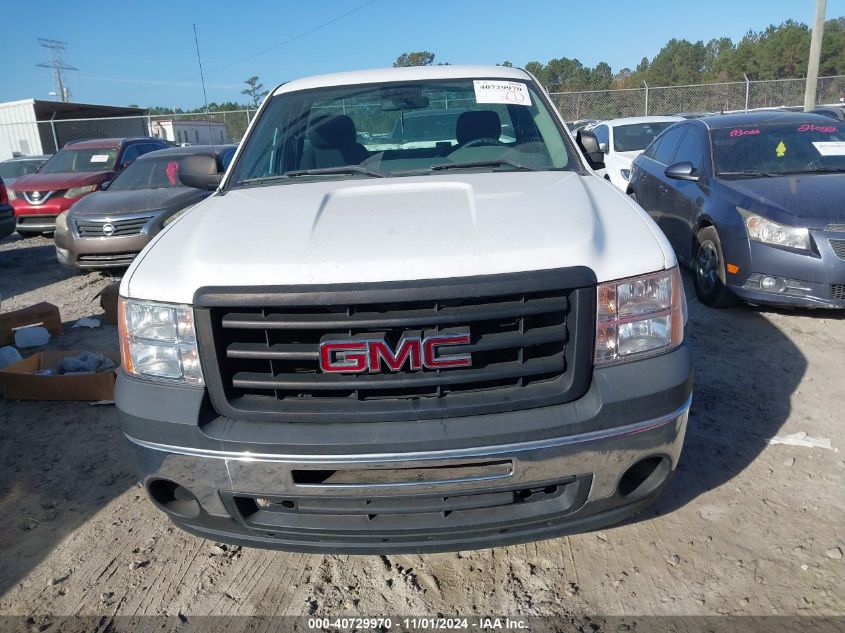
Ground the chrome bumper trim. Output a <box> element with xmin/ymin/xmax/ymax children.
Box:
<box><xmin>126</xmin><ymin>394</ymin><xmax>692</xmax><ymax>465</ymax></box>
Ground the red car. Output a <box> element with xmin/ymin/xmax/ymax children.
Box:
<box><xmin>9</xmin><ymin>137</ymin><xmax>168</xmax><ymax>236</ymax></box>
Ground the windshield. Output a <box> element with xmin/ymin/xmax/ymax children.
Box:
<box><xmin>0</xmin><ymin>160</ymin><xmax>43</xmax><ymax>179</ymax></box>
<box><xmin>613</xmin><ymin>122</ymin><xmax>676</xmax><ymax>152</ymax></box>
<box><xmin>40</xmin><ymin>148</ymin><xmax>118</xmax><ymax>174</ymax></box>
<box><xmin>712</xmin><ymin>122</ymin><xmax>845</xmax><ymax>176</ymax></box>
<box><xmin>229</xmin><ymin>77</ymin><xmax>575</xmax><ymax>187</ymax></box>
<box><xmin>107</xmin><ymin>155</ymin><xmax>188</xmax><ymax>191</ymax></box>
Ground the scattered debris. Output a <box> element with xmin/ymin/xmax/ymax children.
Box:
<box><xmin>769</xmin><ymin>432</ymin><xmax>833</xmax><ymax>450</ymax></box>
<box><xmin>72</xmin><ymin>317</ymin><xmax>101</xmax><ymax>329</ymax></box>
<box><xmin>826</xmin><ymin>547</ymin><xmax>843</xmax><ymax>560</ymax></box>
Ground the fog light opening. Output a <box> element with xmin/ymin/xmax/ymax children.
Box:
<box><xmin>617</xmin><ymin>456</ymin><xmax>671</xmax><ymax>499</ymax></box>
<box><xmin>760</xmin><ymin>275</ymin><xmax>788</xmax><ymax>293</ymax></box>
<box><xmin>147</xmin><ymin>479</ymin><xmax>201</xmax><ymax>519</ymax></box>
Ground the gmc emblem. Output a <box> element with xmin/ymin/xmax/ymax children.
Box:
<box><xmin>319</xmin><ymin>334</ymin><xmax>472</xmax><ymax>373</ymax></box>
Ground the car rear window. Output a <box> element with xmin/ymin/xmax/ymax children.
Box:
<box><xmin>39</xmin><ymin>148</ymin><xmax>118</xmax><ymax>174</ymax></box>
<box><xmin>613</xmin><ymin>122</ymin><xmax>677</xmax><ymax>152</ymax></box>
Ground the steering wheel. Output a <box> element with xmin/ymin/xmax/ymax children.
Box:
<box><xmin>461</xmin><ymin>137</ymin><xmax>505</xmax><ymax>148</ymax></box>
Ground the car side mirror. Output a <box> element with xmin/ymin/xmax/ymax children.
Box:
<box><xmin>665</xmin><ymin>161</ymin><xmax>699</xmax><ymax>181</ymax></box>
<box><xmin>576</xmin><ymin>130</ymin><xmax>605</xmax><ymax>169</ymax></box>
<box><xmin>179</xmin><ymin>155</ymin><xmax>221</xmax><ymax>190</ymax></box>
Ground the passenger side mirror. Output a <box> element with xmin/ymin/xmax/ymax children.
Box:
<box><xmin>178</xmin><ymin>155</ymin><xmax>221</xmax><ymax>190</ymax></box>
<box><xmin>576</xmin><ymin>130</ymin><xmax>606</xmax><ymax>170</ymax></box>
<box><xmin>665</xmin><ymin>161</ymin><xmax>699</xmax><ymax>181</ymax></box>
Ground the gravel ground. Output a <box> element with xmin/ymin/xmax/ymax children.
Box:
<box><xmin>0</xmin><ymin>233</ymin><xmax>843</xmax><ymax>625</ymax></box>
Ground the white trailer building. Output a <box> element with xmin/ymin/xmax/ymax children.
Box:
<box><xmin>0</xmin><ymin>99</ymin><xmax>148</xmax><ymax>160</ymax></box>
<box><xmin>150</xmin><ymin>119</ymin><xmax>230</xmax><ymax>145</ymax></box>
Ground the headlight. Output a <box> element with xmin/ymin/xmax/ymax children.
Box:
<box><xmin>738</xmin><ymin>207</ymin><xmax>811</xmax><ymax>251</ymax></box>
<box><xmin>595</xmin><ymin>266</ymin><xmax>686</xmax><ymax>365</ymax></box>
<box><xmin>7</xmin><ymin>189</ymin><xmax>17</xmax><ymax>200</ymax></box>
<box><xmin>118</xmin><ymin>298</ymin><xmax>203</xmax><ymax>385</ymax></box>
<box><xmin>64</xmin><ymin>184</ymin><xmax>98</xmax><ymax>199</ymax></box>
<box><xmin>55</xmin><ymin>211</ymin><xmax>69</xmax><ymax>232</ymax></box>
<box><xmin>620</xmin><ymin>168</ymin><xmax>631</xmax><ymax>181</ymax></box>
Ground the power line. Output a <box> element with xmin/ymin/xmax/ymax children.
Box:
<box><xmin>36</xmin><ymin>38</ymin><xmax>77</xmax><ymax>102</ymax></box>
<box><xmin>201</xmin><ymin>0</ymin><xmax>379</xmax><ymax>77</ymax></box>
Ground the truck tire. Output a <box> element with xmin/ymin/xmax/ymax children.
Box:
<box><xmin>693</xmin><ymin>226</ymin><xmax>738</xmax><ymax>308</ymax></box>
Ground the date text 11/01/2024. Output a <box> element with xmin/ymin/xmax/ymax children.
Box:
<box><xmin>307</xmin><ymin>617</ymin><xmax>529</xmax><ymax>630</ymax></box>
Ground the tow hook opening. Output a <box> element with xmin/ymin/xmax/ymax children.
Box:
<box><xmin>617</xmin><ymin>456</ymin><xmax>671</xmax><ymax>498</ymax></box>
<box><xmin>147</xmin><ymin>478</ymin><xmax>201</xmax><ymax>519</ymax></box>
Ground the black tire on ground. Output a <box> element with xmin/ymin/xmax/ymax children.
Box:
<box><xmin>693</xmin><ymin>225</ymin><xmax>739</xmax><ymax>308</ymax></box>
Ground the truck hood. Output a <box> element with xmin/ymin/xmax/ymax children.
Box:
<box><xmin>717</xmin><ymin>173</ymin><xmax>845</xmax><ymax>228</ymax></box>
<box><xmin>10</xmin><ymin>171</ymin><xmax>113</xmax><ymax>192</ymax></box>
<box><xmin>70</xmin><ymin>187</ymin><xmax>208</xmax><ymax>217</ymax></box>
<box><xmin>124</xmin><ymin>172</ymin><xmax>674</xmax><ymax>304</ymax></box>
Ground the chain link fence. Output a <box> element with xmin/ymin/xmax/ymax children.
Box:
<box><xmin>2</xmin><ymin>75</ymin><xmax>845</xmax><ymax>158</ymax></box>
<box><xmin>0</xmin><ymin>110</ymin><xmax>255</xmax><ymax>159</ymax></box>
<box><xmin>550</xmin><ymin>74</ymin><xmax>845</xmax><ymax>121</ymax></box>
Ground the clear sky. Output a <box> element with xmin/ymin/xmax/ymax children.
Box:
<box><xmin>2</xmin><ymin>0</ymin><xmax>843</xmax><ymax>109</ymax></box>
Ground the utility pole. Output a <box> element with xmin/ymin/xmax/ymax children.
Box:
<box><xmin>804</xmin><ymin>0</ymin><xmax>827</xmax><ymax>111</ymax></box>
<box><xmin>36</xmin><ymin>38</ymin><xmax>77</xmax><ymax>102</ymax></box>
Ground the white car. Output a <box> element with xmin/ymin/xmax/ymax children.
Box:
<box><xmin>115</xmin><ymin>65</ymin><xmax>692</xmax><ymax>554</ymax></box>
<box><xmin>589</xmin><ymin>116</ymin><xmax>683</xmax><ymax>190</ymax></box>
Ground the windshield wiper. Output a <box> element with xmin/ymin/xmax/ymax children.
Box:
<box><xmin>284</xmin><ymin>165</ymin><xmax>386</xmax><ymax>178</ymax></box>
<box><xmin>236</xmin><ymin>165</ymin><xmax>386</xmax><ymax>187</ymax></box>
<box><xmin>718</xmin><ymin>169</ymin><xmax>776</xmax><ymax>178</ymax></box>
<box><xmin>428</xmin><ymin>158</ymin><xmax>538</xmax><ymax>173</ymax></box>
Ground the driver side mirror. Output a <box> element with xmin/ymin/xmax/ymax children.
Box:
<box><xmin>665</xmin><ymin>161</ymin><xmax>699</xmax><ymax>181</ymax></box>
<box><xmin>178</xmin><ymin>154</ymin><xmax>221</xmax><ymax>190</ymax></box>
<box><xmin>576</xmin><ymin>130</ymin><xmax>605</xmax><ymax>170</ymax></box>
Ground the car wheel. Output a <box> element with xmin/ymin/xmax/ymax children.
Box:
<box><xmin>693</xmin><ymin>226</ymin><xmax>737</xmax><ymax>308</ymax></box>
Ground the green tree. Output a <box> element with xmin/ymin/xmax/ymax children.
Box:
<box><xmin>241</xmin><ymin>76</ymin><xmax>269</xmax><ymax>108</ymax></box>
<box><xmin>394</xmin><ymin>51</ymin><xmax>436</xmax><ymax>67</ymax></box>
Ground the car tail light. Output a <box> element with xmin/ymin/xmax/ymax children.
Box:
<box><xmin>595</xmin><ymin>266</ymin><xmax>686</xmax><ymax>365</ymax></box>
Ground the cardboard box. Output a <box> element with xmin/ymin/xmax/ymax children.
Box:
<box><xmin>0</xmin><ymin>351</ymin><xmax>119</xmax><ymax>401</ymax></box>
<box><xmin>98</xmin><ymin>283</ymin><xmax>120</xmax><ymax>325</ymax></box>
<box><xmin>0</xmin><ymin>303</ymin><xmax>63</xmax><ymax>346</ymax></box>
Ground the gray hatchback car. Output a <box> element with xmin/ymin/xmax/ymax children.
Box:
<box><xmin>55</xmin><ymin>145</ymin><xmax>235</xmax><ymax>269</ymax></box>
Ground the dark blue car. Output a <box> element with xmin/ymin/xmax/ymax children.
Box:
<box><xmin>629</xmin><ymin>111</ymin><xmax>845</xmax><ymax>309</ymax></box>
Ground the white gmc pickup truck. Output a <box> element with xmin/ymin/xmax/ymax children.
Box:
<box><xmin>116</xmin><ymin>65</ymin><xmax>693</xmax><ymax>553</ymax></box>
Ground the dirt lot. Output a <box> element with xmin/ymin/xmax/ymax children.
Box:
<box><xmin>0</xmin><ymin>234</ymin><xmax>843</xmax><ymax>625</ymax></box>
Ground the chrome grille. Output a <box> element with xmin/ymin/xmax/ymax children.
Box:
<box><xmin>21</xmin><ymin>190</ymin><xmax>63</xmax><ymax>205</ymax></box>
<box><xmin>75</xmin><ymin>216</ymin><xmax>154</xmax><ymax>238</ymax></box>
<box><xmin>829</xmin><ymin>239</ymin><xmax>845</xmax><ymax>261</ymax></box>
<box><xmin>76</xmin><ymin>252</ymin><xmax>139</xmax><ymax>266</ymax></box>
<box><xmin>195</xmin><ymin>269</ymin><xmax>595</xmax><ymax>423</ymax></box>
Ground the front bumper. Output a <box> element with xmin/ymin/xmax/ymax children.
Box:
<box><xmin>724</xmin><ymin>232</ymin><xmax>845</xmax><ymax>308</ymax></box>
<box><xmin>118</xmin><ymin>343</ymin><xmax>693</xmax><ymax>553</ymax></box>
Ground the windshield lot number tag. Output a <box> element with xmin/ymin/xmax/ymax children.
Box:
<box><xmin>812</xmin><ymin>141</ymin><xmax>845</xmax><ymax>156</ymax></box>
<box><xmin>473</xmin><ymin>80</ymin><xmax>532</xmax><ymax>106</ymax></box>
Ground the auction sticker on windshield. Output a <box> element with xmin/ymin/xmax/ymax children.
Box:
<box><xmin>812</xmin><ymin>141</ymin><xmax>845</xmax><ymax>156</ymax></box>
<box><xmin>473</xmin><ymin>80</ymin><xmax>532</xmax><ymax>106</ymax></box>
<box><xmin>90</xmin><ymin>154</ymin><xmax>111</xmax><ymax>163</ymax></box>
